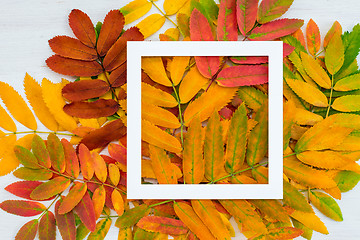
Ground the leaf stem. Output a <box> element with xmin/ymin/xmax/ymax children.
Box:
<box><xmin>326</xmin><ymin>75</ymin><xmax>334</xmax><ymax>118</ymax></box>
<box><xmin>283</xmin><ymin>152</ymin><xmax>297</xmax><ymax>158</ymax></box>
<box><xmin>37</xmin><ymin>195</ymin><xmax>60</xmax><ymax>220</ymax></box>
<box><xmin>170</xmin><ymin>82</ymin><xmax>184</xmax><ymax>145</ymax></box>
<box><xmin>150</xmin><ymin>0</ymin><xmax>180</xmax><ymax>30</ymax></box>
<box><xmin>6</xmin><ymin>131</ymin><xmax>76</xmax><ymax>137</ymax></box>
<box><xmin>148</xmin><ymin>199</ymin><xmax>174</xmax><ymax>208</ymax></box>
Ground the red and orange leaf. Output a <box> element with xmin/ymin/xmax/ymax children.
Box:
<box><xmin>74</xmin><ymin>191</ymin><xmax>97</xmax><ymax>232</ymax></box>
<box><xmin>257</xmin><ymin>0</ymin><xmax>294</xmax><ymax>24</ymax></box>
<box><xmin>249</xmin><ymin>227</ymin><xmax>303</xmax><ymax>240</ymax></box>
<box><xmin>190</xmin><ymin>9</ymin><xmax>220</xmax><ymax>78</ymax></box>
<box><xmin>62</xmin><ymin>80</ymin><xmax>110</xmax><ymax>101</ymax></box>
<box><xmin>112</xmin><ymin>189</ymin><xmax>124</xmax><ymax>216</ymax></box>
<box><xmin>216</xmin><ymin>65</ymin><xmax>268</xmax><ymax>87</ymax></box>
<box><xmin>230</xmin><ymin>56</ymin><xmax>268</xmax><ymax>64</ymax></box>
<box><xmin>306</xmin><ymin>19</ymin><xmax>321</xmax><ymax>57</ymax></box>
<box><xmin>292</xmin><ymin>29</ymin><xmax>306</xmax><ymax>48</ymax></box>
<box><xmin>108</xmin><ymin>143</ymin><xmax>127</xmax><ymax>167</ymax></box>
<box><xmin>58</xmin><ymin>182</ymin><xmax>87</xmax><ymax>214</ymax></box>
<box><xmin>47</xmin><ymin>133</ymin><xmax>66</xmax><ymax>173</ymax></box>
<box><xmin>32</xmin><ymin>135</ymin><xmax>51</xmax><ymax>168</ymax></box>
<box><xmin>4</xmin><ymin>181</ymin><xmax>48</xmax><ymax>201</ymax></box>
<box><xmin>0</xmin><ymin>200</ymin><xmax>46</xmax><ymax>217</ymax></box>
<box><xmin>48</xmin><ymin>36</ymin><xmax>97</xmax><ymax>61</ymax></box>
<box><xmin>78</xmin><ymin>143</ymin><xmax>95</xmax><ymax>180</ymax></box>
<box><xmin>63</xmin><ymin>99</ymin><xmax>119</xmax><ymax>118</ymax></box>
<box><xmin>217</xmin><ymin>0</ymin><xmax>237</xmax><ymax>41</ymax></box>
<box><xmin>97</xmin><ymin>10</ymin><xmax>125</xmax><ymax>56</ymax></box>
<box><xmin>55</xmin><ymin>199</ymin><xmax>76</xmax><ymax>240</ymax></box>
<box><xmin>92</xmin><ymin>152</ymin><xmax>108</xmax><ymax>183</ymax></box>
<box><xmin>68</xmin><ymin>9</ymin><xmax>96</xmax><ymax>48</ymax></box>
<box><xmin>109</xmin><ymin>64</ymin><xmax>126</xmax><ymax>87</ymax></box>
<box><xmin>61</xmin><ymin>139</ymin><xmax>80</xmax><ymax>178</ymax></box>
<box><xmin>30</xmin><ymin>177</ymin><xmax>71</xmax><ymax>200</ymax></box>
<box><xmin>46</xmin><ymin>55</ymin><xmax>103</xmax><ymax>77</ymax></box>
<box><xmin>39</xmin><ymin>211</ymin><xmax>56</xmax><ymax>240</ymax></box>
<box><xmin>248</xmin><ymin>18</ymin><xmax>304</xmax><ymax>41</ymax></box>
<box><xmin>92</xmin><ymin>186</ymin><xmax>106</xmax><ymax>219</ymax></box>
<box><xmin>15</xmin><ymin>219</ymin><xmax>38</xmax><ymax>240</ymax></box>
<box><xmin>137</xmin><ymin>216</ymin><xmax>188</xmax><ymax>235</ymax></box>
<box><xmin>103</xmin><ymin>27</ymin><xmax>144</xmax><ymax>72</ymax></box>
<box><xmin>237</xmin><ymin>0</ymin><xmax>258</xmax><ymax>36</ymax></box>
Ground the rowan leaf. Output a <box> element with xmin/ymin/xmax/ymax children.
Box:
<box><xmin>42</xmin><ymin>78</ymin><xmax>78</xmax><ymax>132</ymax></box>
<box><xmin>120</xmin><ymin>0</ymin><xmax>152</xmax><ymax>25</ymax></box>
<box><xmin>87</xmin><ymin>218</ymin><xmax>112</xmax><ymax>240</ymax></box>
<box><xmin>142</xmin><ymin>102</ymin><xmax>181</xmax><ymax>129</ymax></box>
<box><xmin>292</xmin><ymin>218</ymin><xmax>313</xmax><ymax>240</ymax></box>
<box><xmin>325</xmin><ymin>34</ymin><xmax>344</xmax><ymax>75</ymax></box>
<box><xmin>149</xmin><ymin>145</ymin><xmax>178</xmax><ymax>184</ymax></box>
<box><xmin>248</xmin><ymin>18</ymin><xmax>304</xmax><ymax>41</ymax></box>
<box><xmin>142</xmin><ymin>119</ymin><xmax>182</xmax><ymax>153</ymax></box>
<box><xmin>309</xmin><ymin>191</ymin><xmax>343</xmax><ymax>221</ymax></box>
<box><xmin>0</xmin><ymin>104</ymin><xmax>16</xmax><ymax>132</ymax></box>
<box><xmin>334</xmin><ymin>171</ymin><xmax>360</xmax><ymax>192</ymax></box>
<box><xmin>168</xmin><ymin>56</ymin><xmax>190</xmax><ymax>86</ymax></box>
<box><xmin>183</xmin><ymin>116</ymin><xmax>204</xmax><ymax>184</ymax></box>
<box><xmin>5</xmin><ymin>181</ymin><xmax>50</xmax><ymax>201</ymax></box>
<box><xmin>78</xmin><ymin>143</ymin><xmax>94</xmax><ymax>180</ymax></box>
<box><xmin>332</xmin><ymin>95</ymin><xmax>360</xmax><ymax>112</ymax></box>
<box><xmin>24</xmin><ymin>73</ymin><xmax>58</xmax><ymax>131</ymax></box>
<box><xmin>236</xmin><ymin>0</ymin><xmax>258</xmax><ymax>36</ymax></box>
<box><xmin>61</xmin><ymin>139</ymin><xmax>80</xmax><ymax>178</ymax></box>
<box><xmin>183</xmin><ymin>83</ymin><xmax>237</xmax><ymax>126</ymax></box>
<box><xmin>118</xmin><ymin>228</ymin><xmax>132</xmax><ymax>240</ymax></box>
<box><xmin>216</xmin><ymin>65</ymin><xmax>268</xmax><ymax>87</ymax></box>
<box><xmin>92</xmin><ymin>186</ymin><xmax>106</xmax><ymax>220</ymax></box>
<box><xmin>48</xmin><ymin>36</ymin><xmax>98</xmax><ymax>61</ymax></box>
<box><xmin>246</xmin><ymin>103</ymin><xmax>268</xmax><ymax>166</ymax></box>
<box><xmin>115</xmin><ymin>204</ymin><xmax>151</xmax><ymax>229</ymax></box>
<box><xmin>324</xmin><ymin>21</ymin><xmax>342</xmax><ymax>48</ymax></box>
<box><xmin>68</xmin><ymin>9</ymin><xmax>96</xmax><ymax>48</ymax></box>
<box><xmin>30</xmin><ymin>135</ymin><xmax>50</xmax><ymax>168</ymax></box>
<box><xmin>283</xmin><ymin>180</ymin><xmax>313</xmax><ymax>213</ymax></box>
<box><xmin>300</xmin><ymin>52</ymin><xmax>331</xmax><ymax>89</ymax></box>
<box><xmin>142</xmin><ymin>57</ymin><xmax>172</xmax><ymax>87</ymax></box>
<box><xmin>15</xmin><ymin>219</ymin><xmax>38</xmax><ymax>240</ymax></box>
<box><xmin>294</xmin><ymin>107</ymin><xmax>323</xmax><ymax>125</ymax></box>
<box><xmin>137</xmin><ymin>216</ymin><xmax>188</xmax><ymax>235</ymax></box>
<box><xmin>173</xmin><ymin>201</ymin><xmax>216</xmax><ymax>240</ymax></box>
<box><xmin>250</xmin><ymin>199</ymin><xmax>289</xmax><ymax>223</ymax></box>
<box><xmin>142</xmin><ymin>82</ymin><xmax>178</xmax><ymax>108</ymax></box>
<box><xmin>62</xmin><ymin>80</ymin><xmax>110</xmax><ymax>101</ymax></box>
<box><xmin>164</xmin><ymin>0</ymin><xmax>189</xmax><ymax>15</ymax></box>
<box><xmin>58</xmin><ymin>182</ymin><xmax>87</xmax><ymax>214</ymax></box>
<box><xmin>338</xmin><ymin>24</ymin><xmax>360</xmax><ymax>75</ymax></box>
<box><xmin>334</xmin><ymin>73</ymin><xmax>360</xmax><ymax>91</ymax></box>
<box><xmin>39</xmin><ymin>211</ymin><xmax>56</xmax><ymax>240</ymax></box>
<box><xmin>133</xmin><ymin>228</ymin><xmax>157</xmax><ymax>240</ymax></box>
<box><xmin>291</xmin><ymin>210</ymin><xmax>328</xmax><ymax>234</ymax></box>
<box><xmin>257</xmin><ymin>0</ymin><xmax>294</xmax><ymax>24</ymax></box>
<box><xmin>108</xmin><ymin>143</ymin><xmax>127</xmax><ymax>166</ymax></box>
<box><xmin>249</xmin><ymin>227</ymin><xmax>303</xmax><ymax>240</ymax></box>
<box><xmin>92</xmin><ymin>152</ymin><xmax>108</xmax><ymax>183</ymax></box>
<box><xmin>47</xmin><ymin>133</ymin><xmax>66</xmax><ymax>173</ymax></box>
<box><xmin>31</xmin><ymin>177</ymin><xmax>70</xmax><ymax>201</ymax></box>
<box><xmin>55</xmin><ymin>199</ymin><xmax>76</xmax><ymax>240</ymax></box>
<box><xmin>14</xmin><ymin>145</ymin><xmax>39</xmax><ymax>169</ymax></box>
<box><xmin>64</xmin><ymin>99</ymin><xmax>119</xmax><ymax>119</ymax></box>
<box><xmin>285</xmin><ymin>78</ymin><xmax>328</xmax><ymax>107</ymax></box>
<box><xmin>237</xmin><ymin>86</ymin><xmax>267</xmax><ymax>111</ymax></box>
<box><xmin>74</xmin><ymin>191</ymin><xmax>97</xmax><ymax>232</ymax></box>
<box><xmin>13</xmin><ymin>168</ymin><xmax>53</xmax><ymax>181</ymax></box>
<box><xmin>217</xmin><ymin>0</ymin><xmax>237</xmax><ymax>41</ymax></box>
<box><xmin>112</xmin><ymin>189</ymin><xmax>124</xmax><ymax>216</ymax></box>
<box><xmin>179</xmin><ymin>66</ymin><xmax>210</xmax><ymax>104</ymax></box>
<box><xmin>136</xmin><ymin>14</ymin><xmax>166</xmax><ymax>39</ymax></box>
<box><xmin>306</xmin><ymin>19</ymin><xmax>320</xmax><ymax>57</ymax></box>
<box><xmin>0</xmin><ymin>82</ymin><xmax>37</xmax><ymax>130</ymax></box>
<box><xmin>97</xmin><ymin>10</ymin><xmax>125</xmax><ymax>56</ymax></box>
<box><xmin>108</xmin><ymin>164</ymin><xmax>120</xmax><ymax>186</ymax></box>
<box><xmin>0</xmin><ymin>200</ymin><xmax>46</xmax><ymax>217</ymax></box>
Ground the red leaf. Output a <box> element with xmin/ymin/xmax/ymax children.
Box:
<box><xmin>39</xmin><ymin>211</ymin><xmax>56</xmax><ymax>240</ymax></box>
<box><xmin>68</xmin><ymin>9</ymin><xmax>96</xmax><ymax>48</ymax></box>
<box><xmin>15</xmin><ymin>219</ymin><xmax>38</xmax><ymax>240</ymax></box>
<box><xmin>61</xmin><ymin>139</ymin><xmax>80</xmax><ymax>178</ymax></box>
<box><xmin>306</xmin><ymin>19</ymin><xmax>321</xmax><ymax>57</ymax></box>
<box><xmin>4</xmin><ymin>181</ymin><xmax>55</xmax><ymax>201</ymax></box>
<box><xmin>47</xmin><ymin>133</ymin><xmax>66</xmax><ymax>173</ymax></box>
<box><xmin>190</xmin><ymin>9</ymin><xmax>220</xmax><ymax>78</ymax></box>
<box><xmin>230</xmin><ymin>56</ymin><xmax>268</xmax><ymax>64</ymax></box>
<box><xmin>78</xmin><ymin>143</ymin><xmax>95</xmax><ymax>180</ymax></box>
<box><xmin>248</xmin><ymin>18</ymin><xmax>304</xmax><ymax>41</ymax></box>
<box><xmin>62</xmin><ymin>80</ymin><xmax>110</xmax><ymax>101</ymax></box>
<box><xmin>74</xmin><ymin>191</ymin><xmax>97</xmax><ymax>232</ymax></box>
<box><xmin>58</xmin><ymin>182</ymin><xmax>87</xmax><ymax>214</ymax></box>
<box><xmin>284</xmin><ymin>42</ymin><xmax>295</xmax><ymax>57</ymax></box>
<box><xmin>48</xmin><ymin>36</ymin><xmax>97</xmax><ymax>61</ymax></box>
<box><xmin>237</xmin><ymin>0</ymin><xmax>258</xmax><ymax>36</ymax></box>
<box><xmin>55</xmin><ymin>199</ymin><xmax>76</xmax><ymax>240</ymax></box>
<box><xmin>109</xmin><ymin>64</ymin><xmax>126</xmax><ymax>87</ymax></box>
<box><xmin>257</xmin><ymin>0</ymin><xmax>295</xmax><ymax>24</ymax></box>
<box><xmin>137</xmin><ymin>216</ymin><xmax>188</xmax><ymax>235</ymax></box>
<box><xmin>97</xmin><ymin>10</ymin><xmax>125</xmax><ymax>56</ymax></box>
<box><xmin>217</xmin><ymin>0</ymin><xmax>237</xmax><ymax>41</ymax></box>
<box><xmin>80</xmin><ymin>119</ymin><xmax>126</xmax><ymax>150</ymax></box>
<box><xmin>108</xmin><ymin>143</ymin><xmax>127</xmax><ymax>166</ymax></box>
<box><xmin>46</xmin><ymin>55</ymin><xmax>103</xmax><ymax>77</ymax></box>
<box><xmin>103</xmin><ymin>27</ymin><xmax>144</xmax><ymax>72</ymax></box>
<box><xmin>216</xmin><ymin>65</ymin><xmax>268</xmax><ymax>87</ymax></box>
<box><xmin>30</xmin><ymin>177</ymin><xmax>71</xmax><ymax>200</ymax></box>
<box><xmin>63</xmin><ymin>99</ymin><xmax>119</xmax><ymax>118</ymax></box>
<box><xmin>0</xmin><ymin>200</ymin><xmax>46</xmax><ymax>217</ymax></box>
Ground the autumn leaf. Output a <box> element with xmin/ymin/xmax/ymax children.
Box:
<box><xmin>120</xmin><ymin>0</ymin><xmax>152</xmax><ymax>25</ymax></box>
<box><xmin>257</xmin><ymin>0</ymin><xmax>294</xmax><ymax>24</ymax></box>
<box><xmin>115</xmin><ymin>204</ymin><xmax>151</xmax><ymax>229</ymax></box>
<box><xmin>306</xmin><ymin>19</ymin><xmax>321</xmax><ymax>57</ymax></box>
<box><xmin>236</xmin><ymin>0</ymin><xmax>258</xmax><ymax>36</ymax></box>
<box><xmin>0</xmin><ymin>200</ymin><xmax>46</xmax><ymax>217</ymax></box>
<box><xmin>217</xmin><ymin>0</ymin><xmax>237</xmax><ymax>41</ymax></box>
<box><xmin>39</xmin><ymin>211</ymin><xmax>56</xmax><ymax>240</ymax></box>
<box><xmin>149</xmin><ymin>145</ymin><xmax>178</xmax><ymax>184</ymax></box>
<box><xmin>137</xmin><ymin>216</ymin><xmax>188</xmax><ymax>235</ymax></box>
<box><xmin>216</xmin><ymin>65</ymin><xmax>268</xmax><ymax>87</ymax></box>
<box><xmin>30</xmin><ymin>177</ymin><xmax>70</xmax><ymax>200</ymax></box>
<box><xmin>309</xmin><ymin>191</ymin><xmax>343</xmax><ymax>221</ymax></box>
<box><xmin>15</xmin><ymin>219</ymin><xmax>38</xmax><ymax>240</ymax></box>
<box><xmin>74</xmin><ymin>191</ymin><xmax>97</xmax><ymax>232</ymax></box>
<box><xmin>325</xmin><ymin>34</ymin><xmax>344</xmax><ymax>75</ymax></box>
<box><xmin>136</xmin><ymin>14</ymin><xmax>166</xmax><ymax>38</ymax></box>
<box><xmin>142</xmin><ymin>57</ymin><xmax>172</xmax><ymax>87</ymax></box>
<box><xmin>4</xmin><ymin>181</ymin><xmax>51</xmax><ymax>201</ymax></box>
<box><xmin>324</xmin><ymin>21</ymin><xmax>342</xmax><ymax>48</ymax></box>
<box><xmin>55</xmin><ymin>199</ymin><xmax>76</xmax><ymax>240</ymax></box>
<box><xmin>88</xmin><ymin>218</ymin><xmax>112</xmax><ymax>239</ymax></box>
<box><xmin>63</xmin><ymin>99</ymin><xmax>119</xmax><ymax>118</ymax></box>
<box><xmin>62</xmin><ymin>80</ymin><xmax>110</xmax><ymax>101</ymax></box>
<box><xmin>58</xmin><ymin>182</ymin><xmax>87</xmax><ymax>214</ymax></box>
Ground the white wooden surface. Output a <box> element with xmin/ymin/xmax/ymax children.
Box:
<box><xmin>0</xmin><ymin>0</ymin><xmax>360</xmax><ymax>239</ymax></box>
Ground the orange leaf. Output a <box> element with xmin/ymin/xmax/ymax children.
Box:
<box><xmin>108</xmin><ymin>164</ymin><xmax>121</xmax><ymax>186</ymax></box>
<box><xmin>55</xmin><ymin>199</ymin><xmax>76</xmax><ymax>240</ymax></box>
<box><xmin>306</xmin><ymin>19</ymin><xmax>320</xmax><ymax>57</ymax></box>
<box><xmin>92</xmin><ymin>152</ymin><xmax>108</xmax><ymax>183</ymax></box>
<box><xmin>149</xmin><ymin>145</ymin><xmax>178</xmax><ymax>184</ymax></box>
<box><xmin>62</xmin><ymin>80</ymin><xmax>110</xmax><ymax>101</ymax></box>
<box><xmin>68</xmin><ymin>9</ymin><xmax>96</xmax><ymax>48</ymax></box>
<box><xmin>92</xmin><ymin>186</ymin><xmax>106</xmax><ymax>219</ymax></box>
<box><xmin>63</xmin><ymin>99</ymin><xmax>119</xmax><ymax>118</ymax></box>
<box><xmin>58</xmin><ymin>182</ymin><xmax>87</xmax><ymax>214</ymax></box>
<box><xmin>15</xmin><ymin>219</ymin><xmax>38</xmax><ymax>240</ymax></box>
<box><xmin>39</xmin><ymin>211</ymin><xmax>56</xmax><ymax>240</ymax></box>
<box><xmin>324</xmin><ymin>21</ymin><xmax>342</xmax><ymax>48</ymax></box>
<box><xmin>78</xmin><ymin>143</ymin><xmax>95</xmax><ymax>180</ymax></box>
<box><xmin>30</xmin><ymin>177</ymin><xmax>70</xmax><ymax>200</ymax></box>
<box><xmin>74</xmin><ymin>191</ymin><xmax>97</xmax><ymax>232</ymax></box>
<box><xmin>112</xmin><ymin>189</ymin><xmax>124</xmax><ymax>216</ymax></box>
<box><xmin>137</xmin><ymin>216</ymin><xmax>188</xmax><ymax>235</ymax></box>
<box><xmin>61</xmin><ymin>139</ymin><xmax>80</xmax><ymax>178</ymax></box>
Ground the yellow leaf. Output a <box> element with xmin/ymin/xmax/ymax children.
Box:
<box><xmin>179</xmin><ymin>66</ymin><xmax>210</xmax><ymax>104</ymax></box>
<box><xmin>16</xmin><ymin>133</ymin><xmax>35</xmax><ymax>150</ymax></box>
<box><xmin>142</xmin><ymin>82</ymin><xmax>178</xmax><ymax>108</ymax></box>
<box><xmin>168</xmin><ymin>56</ymin><xmax>190</xmax><ymax>86</ymax></box>
<box><xmin>142</xmin><ymin>102</ymin><xmax>181</xmax><ymax>129</ymax></box>
<box><xmin>183</xmin><ymin>116</ymin><xmax>204</xmax><ymax>184</ymax></box>
<box><xmin>332</xmin><ymin>95</ymin><xmax>360</xmax><ymax>112</ymax></box>
<box><xmin>183</xmin><ymin>83</ymin><xmax>237</xmax><ymax>126</ymax></box>
<box><xmin>79</xmin><ymin>118</ymin><xmax>99</xmax><ymax>129</ymax></box>
<box><xmin>325</xmin><ymin>34</ymin><xmax>344</xmax><ymax>75</ymax></box>
<box><xmin>42</xmin><ymin>78</ymin><xmax>78</xmax><ymax>132</ymax></box>
<box><xmin>294</xmin><ymin>107</ymin><xmax>323</xmax><ymax>125</ymax></box>
<box><xmin>136</xmin><ymin>14</ymin><xmax>166</xmax><ymax>39</ymax></box>
<box><xmin>291</xmin><ymin>210</ymin><xmax>328</xmax><ymax>234</ymax></box>
<box><xmin>0</xmin><ymin>104</ymin><xmax>16</xmax><ymax>132</ymax></box>
<box><xmin>142</xmin><ymin>119</ymin><xmax>182</xmax><ymax>153</ymax></box>
<box><xmin>285</xmin><ymin>78</ymin><xmax>328</xmax><ymax>107</ymax></box>
<box><xmin>331</xmin><ymin>135</ymin><xmax>360</xmax><ymax>151</ymax></box>
<box><xmin>112</xmin><ymin>189</ymin><xmax>124</xmax><ymax>216</ymax></box>
<box><xmin>161</xmin><ymin>28</ymin><xmax>180</xmax><ymax>41</ymax></box>
<box><xmin>149</xmin><ymin>145</ymin><xmax>178</xmax><ymax>184</ymax></box>
<box><xmin>118</xmin><ymin>227</ymin><xmax>132</xmax><ymax>240</ymax></box>
<box><xmin>300</xmin><ymin>52</ymin><xmax>331</xmax><ymax>89</ymax></box>
<box><xmin>333</xmin><ymin>73</ymin><xmax>360</xmax><ymax>91</ymax></box>
<box><xmin>120</xmin><ymin>0</ymin><xmax>152</xmax><ymax>25</ymax></box>
<box><xmin>141</xmin><ymin>159</ymin><xmax>156</xmax><ymax>179</ymax></box>
<box><xmin>284</xmin><ymin>100</ymin><xmax>296</xmax><ymax>150</ymax></box>
<box><xmin>142</xmin><ymin>57</ymin><xmax>172</xmax><ymax>86</ymax></box>
<box><xmin>250</xmin><ymin>200</ymin><xmax>290</xmax><ymax>223</ymax></box>
<box><xmin>0</xmin><ymin>135</ymin><xmax>18</xmax><ymax>176</ymax></box>
<box><xmin>327</xmin><ymin>113</ymin><xmax>360</xmax><ymax>130</ymax></box>
<box><xmin>0</xmin><ymin>82</ymin><xmax>37</xmax><ymax>130</ymax></box>
<box><xmin>164</xmin><ymin>0</ymin><xmax>189</xmax><ymax>15</ymax></box>
<box><xmin>108</xmin><ymin>164</ymin><xmax>121</xmax><ymax>186</ymax></box>
<box><xmin>24</xmin><ymin>73</ymin><xmax>58</xmax><ymax>131</ymax></box>
<box><xmin>191</xmin><ymin>200</ymin><xmax>233</xmax><ymax>240</ymax></box>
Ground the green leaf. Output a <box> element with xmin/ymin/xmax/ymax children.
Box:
<box><xmin>47</xmin><ymin>133</ymin><xmax>65</xmax><ymax>173</ymax></box>
<box><xmin>257</xmin><ymin>0</ymin><xmax>295</xmax><ymax>24</ymax></box>
<box><xmin>334</xmin><ymin>171</ymin><xmax>360</xmax><ymax>192</ymax></box>
<box><xmin>332</xmin><ymin>95</ymin><xmax>360</xmax><ymax>112</ymax></box>
<box><xmin>334</xmin><ymin>73</ymin><xmax>360</xmax><ymax>91</ymax></box>
<box><xmin>237</xmin><ymin>86</ymin><xmax>267</xmax><ymax>111</ymax></box>
<box><xmin>32</xmin><ymin>135</ymin><xmax>51</xmax><ymax>168</ymax></box>
<box><xmin>309</xmin><ymin>191</ymin><xmax>343</xmax><ymax>221</ymax></box>
<box><xmin>115</xmin><ymin>204</ymin><xmax>151</xmax><ymax>228</ymax></box>
<box><xmin>283</xmin><ymin>180</ymin><xmax>313</xmax><ymax>213</ymax></box>
<box><xmin>14</xmin><ymin>145</ymin><xmax>39</xmax><ymax>169</ymax></box>
<box><xmin>325</xmin><ymin>34</ymin><xmax>344</xmax><ymax>75</ymax></box>
<box><xmin>13</xmin><ymin>167</ymin><xmax>53</xmax><ymax>181</ymax></box>
<box><xmin>291</xmin><ymin>218</ymin><xmax>313</xmax><ymax>240</ymax></box>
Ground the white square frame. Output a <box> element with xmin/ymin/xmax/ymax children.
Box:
<box><xmin>127</xmin><ymin>41</ymin><xmax>283</xmax><ymax>199</ymax></box>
